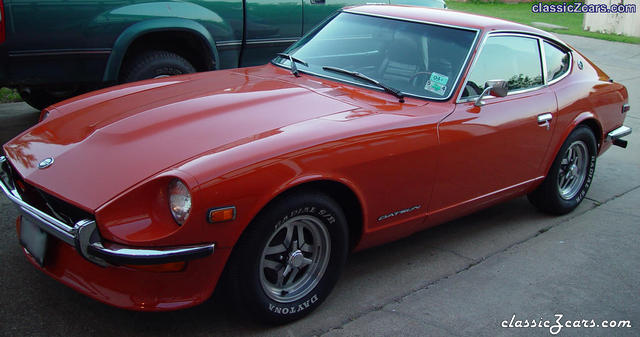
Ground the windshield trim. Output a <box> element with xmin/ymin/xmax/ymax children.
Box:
<box><xmin>272</xmin><ymin>11</ymin><xmax>481</xmax><ymax>102</ymax></box>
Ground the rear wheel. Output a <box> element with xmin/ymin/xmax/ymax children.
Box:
<box><xmin>121</xmin><ymin>50</ymin><xmax>196</xmax><ymax>83</ymax></box>
<box><xmin>226</xmin><ymin>192</ymin><xmax>348</xmax><ymax>324</ymax></box>
<box><xmin>528</xmin><ymin>125</ymin><xmax>597</xmax><ymax>214</ymax></box>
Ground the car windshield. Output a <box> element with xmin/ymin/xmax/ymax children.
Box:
<box><xmin>273</xmin><ymin>12</ymin><xmax>478</xmax><ymax>100</ymax></box>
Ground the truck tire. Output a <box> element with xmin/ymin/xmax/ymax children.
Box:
<box><xmin>121</xmin><ymin>50</ymin><xmax>196</xmax><ymax>83</ymax></box>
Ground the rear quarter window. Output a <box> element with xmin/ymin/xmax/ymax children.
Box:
<box><xmin>544</xmin><ymin>41</ymin><xmax>571</xmax><ymax>82</ymax></box>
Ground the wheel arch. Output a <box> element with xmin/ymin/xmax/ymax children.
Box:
<box><xmin>103</xmin><ymin>18</ymin><xmax>219</xmax><ymax>82</ymax></box>
<box><xmin>563</xmin><ymin>112</ymin><xmax>603</xmax><ymax>153</ymax></box>
<box><xmin>579</xmin><ymin>118</ymin><xmax>603</xmax><ymax>152</ymax></box>
<box><xmin>543</xmin><ymin>112</ymin><xmax>602</xmax><ymax>177</ymax></box>
<box><xmin>250</xmin><ymin>178</ymin><xmax>365</xmax><ymax>251</ymax></box>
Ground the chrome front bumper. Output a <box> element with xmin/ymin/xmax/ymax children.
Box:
<box><xmin>607</xmin><ymin>125</ymin><xmax>632</xmax><ymax>148</ymax></box>
<box><xmin>0</xmin><ymin>155</ymin><xmax>214</xmax><ymax>267</ymax></box>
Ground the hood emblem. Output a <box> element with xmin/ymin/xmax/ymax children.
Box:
<box><xmin>38</xmin><ymin>157</ymin><xmax>54</xmax><ymax>169</ymax></box>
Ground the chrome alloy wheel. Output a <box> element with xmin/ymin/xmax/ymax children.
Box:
<box><xmin>557</xmin><ymin>140</ymin><xmax>588</xmax><ymax>200</ymax></box>
<box><xmin>259</xmin><ymin>215</ymin><xmax>331</xmax><ymax>303</ymax></box>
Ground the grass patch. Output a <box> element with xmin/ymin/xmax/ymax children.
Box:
<box><xmin>446</xmin><ymin>1</ymin><xmax>640</xmax><ymax>44</ymax></box>
<box><xmin>0</xmin><ymin>87</ymin><xmax>22</xmax><ymax>103</ymax></box>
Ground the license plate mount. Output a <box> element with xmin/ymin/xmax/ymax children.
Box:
<box><xmin>19</xmin><ymin>215</ymin><xmax>48</xmax><ymax>266</ymax></box>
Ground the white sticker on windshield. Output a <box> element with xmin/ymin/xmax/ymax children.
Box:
<box><xmin>425</xmin><ymin>72</ymin><xmax>449</xmax><ymax>95</ymax></box>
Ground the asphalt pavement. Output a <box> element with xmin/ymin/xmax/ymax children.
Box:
<box><xmin>0</xmin><ymin>34</ymin><xmax>638</xmax><ymax>337</ymax></box>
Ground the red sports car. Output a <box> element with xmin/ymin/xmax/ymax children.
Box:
<box><xmin>0</xmin><ymin>5</ymin><xmax>632</xmax><ymax>323</ymax></box>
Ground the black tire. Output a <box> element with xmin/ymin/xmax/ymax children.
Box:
<box><xmin>121</xmin><ymin>50</ymin><xmax>196</xmax><ymax>83</ymax></box>
<box><xmin>225</xmin><ymin>192</ymin><xmax>349</xmax><ymax>324</ymax></box>
<box><xmin>528</xmin><ymin>125</ymin><xmax>597</xmax><ymax>214</ymax></box>
<box><xmin>19</xmin><ymin>87</ymin><xmax>65</xmax><ymax>110</ymax></box>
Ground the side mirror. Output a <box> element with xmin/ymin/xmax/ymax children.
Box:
<box><xmin>474</xmin><ymin>80</ymin><xmax>508</xmax><ymax>107</ymax></box>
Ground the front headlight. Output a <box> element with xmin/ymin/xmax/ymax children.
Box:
<box><xmin>168</xmin><ymin>178</ymin><xmax>191</xmax><ymax>225</ymax></box>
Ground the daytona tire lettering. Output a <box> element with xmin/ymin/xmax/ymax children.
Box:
<box><xmin>268</xmin><ymin>294</ymin><xmax>319</xmax><ymax>314</ymax></box>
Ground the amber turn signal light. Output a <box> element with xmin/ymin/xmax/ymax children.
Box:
<box><xmin>208</xmin><ymin>206</ymin><xmax>236</xmax><ymax>223</ymax></box>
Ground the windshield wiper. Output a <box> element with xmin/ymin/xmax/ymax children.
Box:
<box><xmin>322</xmin><ymin>66</ymin><xmax>405</xmax><ymax>103</ymax></box>
<box><xmin>277</xmin><ymin>53</ymin><xmax>308</xmax><ymax>77</ymax></box>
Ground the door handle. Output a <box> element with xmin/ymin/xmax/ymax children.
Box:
<box><xmin>537</xmin><ymin>113</ymin><xmax>552</xmax><ymax>130</ymax></box>
<box><xmin>310</xmin><ymin>0</ymin><xmax>325</xmax><ymax>4</ymax></box>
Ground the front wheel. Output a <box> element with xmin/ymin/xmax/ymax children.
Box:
<box><xmin>225</xmin><ymin>193</ymin><xmax>349</xmax><ymax>324</ymax></box>
<box><xmin>528</xmin><ymin>125</ymin><xmax>597</xmax><ymax>214</ymax></box>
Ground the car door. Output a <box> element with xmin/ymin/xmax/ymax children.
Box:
<box><xmin>429</xmin><ymin>34</ymin><xmax>558</xmax><ymax>219</ymax></box>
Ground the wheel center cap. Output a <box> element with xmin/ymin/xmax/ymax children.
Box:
<box><xmin>569</xmin><ymin>164</ymin><xmax>578</xmax><ymax>176</ymax></box>
<box><xmin>288</xmin><ymin>250</ymin><xmax>304</xmax><ymax>268</ymax></box>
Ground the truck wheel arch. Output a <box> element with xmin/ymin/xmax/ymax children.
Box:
<box><xmin>103</xmin><ymin>18</ymin><xmax>220</xmax><ymax>83</ymax></box>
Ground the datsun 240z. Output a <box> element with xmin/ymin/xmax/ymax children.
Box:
<box><xmin>0</xmin><ymin>5</ymin><xmax>632</xmax><ymax>324</ymax></box>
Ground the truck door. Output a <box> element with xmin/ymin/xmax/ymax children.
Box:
<box><xmin>6</xmin><ymin>0</ymin><xmax>112</xmax><ymax>83</ymax></box>
<box><xmin>240</xmin><ymin>0</ymin><xmax>302</xmax><ymax>67</ymax></box>
<box><xmin>302</xmin><ymin>0</ymin><xmax>375</xmax><ymax>34</ymax></box>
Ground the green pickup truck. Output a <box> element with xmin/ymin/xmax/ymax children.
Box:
<box><xmin>0</xmin><ymin>0</ymin><xmax>444</xmax><ymax>109</ymax></box>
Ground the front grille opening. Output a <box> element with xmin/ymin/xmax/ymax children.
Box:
<box><xmin>8</xmin><ymin>162</ymin><xmax>94</xmax><ymax>226</ymax></box>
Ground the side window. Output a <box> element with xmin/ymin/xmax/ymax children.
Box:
<box><xmin>544</xmin><ymin>41</ymin><xmax>570</xmax><ymax>82</ymax></box>
<box><xmin>462</xmin><ymin>35</ymin><xmax>543</xmax><ymax>98</ymax></box>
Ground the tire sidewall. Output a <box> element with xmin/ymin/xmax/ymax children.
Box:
<box><xmin>123</xmin><ymin>51</ymin><xmax>196</xmax><ymax>83</ymax></box>
<box><xmin>232</xmin><ymin>194</ymin><xmax>348</xmax><ymax>324</ymax></box>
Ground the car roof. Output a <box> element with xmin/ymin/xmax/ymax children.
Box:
<box><xmin>344</xmin><ymin>5</ymin><xmax>564</xmax><ymax>45</ymax></box>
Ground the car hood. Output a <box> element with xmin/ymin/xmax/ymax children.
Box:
<box><xmin>3</xmin><ymin>67</ymin><xmax>357</xmax><ymax>211</ymax></box>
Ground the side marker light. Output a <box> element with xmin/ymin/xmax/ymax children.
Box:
<box><xmin>208</xmin><ymin>206</ymin><xmax>236</xmax><ymax>223</ymax></box>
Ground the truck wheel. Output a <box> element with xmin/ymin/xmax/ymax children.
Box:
<box><xmin>121</xmin><ymin>50</ymin><xmax>196</xmax><ymax>83</ymax></box>
<box><xmin>528</xmin><ymin>125</ymin><xmax>597</xmax><ymax>214</ymax></box>
<box><xmin>225</xmin><ymin>192</ymin><xmax>349</xmax><ymax>324</ymax></box>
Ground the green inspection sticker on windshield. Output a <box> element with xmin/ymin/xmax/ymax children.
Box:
<box><xmin>425</xmin><ymin>72</ymin><xmax>449</xmax><ymax>95</ymax></box>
